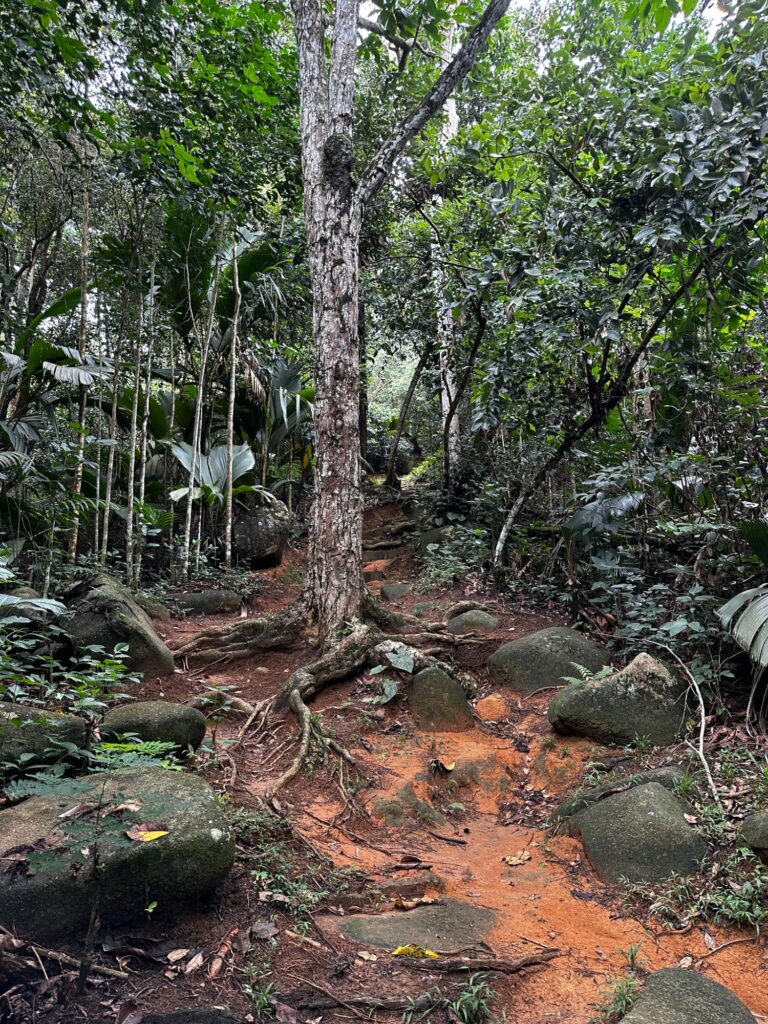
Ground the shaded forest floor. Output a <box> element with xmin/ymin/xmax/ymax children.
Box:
<box><xmin>28</xmin><ymin>504</ymin><xmax>768</xmax><ymax>1024</ymax></box>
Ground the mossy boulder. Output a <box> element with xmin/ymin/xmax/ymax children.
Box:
<box><xmin>232</xmin><ymin>499</ymin><xmax>290</xmax><ymax>568</ymax></box>
<box><xmin>66</xmin><ymin>575</ymin><xmax>174</xmax><ymax>677</ymax></box>
<box><xmin>488</xmin><ymin>627</ymin><xmax>607</xmax><ymax>694</ymax></box>
<box><xmin>380</xmin><ymin>582</ymin><xmax>412</xmax><ymax>603</ymax></box>
<box><xmin>101</xmin><ymin>701</ymin><xmax>206</xmax><ymax>752</ymax></box>
<box><xmin>446</xmin><ymin>609</ymin><xmax>498</xmax><ymax>635</ymax></box>
<box><xmin>0</xmin><ymin>702</ymin><xmax>88</xmax><ymax>766</ymax></box>
<box><xmin>547</xmin><ymin>652</ymin><xmax>686</xmax><ymax>747</ymax></box>
<box><xmin>0</xmin><ymin>766</ymin><xmax>234</xmax><ymax>940</ymax></box>
<box><xmin>135</xmin><ymin>593</ymin><xmax>172</xmax><ymax>622</ymax></box>
<box><xmin>553</xmin><ymin>765</ymin><xmax>688</xmax><ymax>821</ymax></box>
<box><xmin>620</xmin><ymin>968</ymin><xmax>756</xmax><ymax>1023</ymax></box>
<box><xmin>171</xmin><ymin>590</ymin><xmax>241</xmax><ymax>617</ymax></box>
<box><xmin>740</xmin><ymin>810</ymin><xmax>768</xmax><ymax>857</ymax></box>
<box><xmin>565</xmin><ymin>782</ymin><xmax>706</xmax><ymax>883</ymax></box>
<box><xmin>406</xmin><ymin>667</ymin><xmax>473</xmax><ymax>732</ymax></box>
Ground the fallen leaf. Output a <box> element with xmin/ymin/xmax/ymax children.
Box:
<box><xmin>110</xmin><ymin>801</ymin><xmax>143</xmax><ymax>815</ymax></box>
<box><xmin>393</xmin><ymin>896</ymin><xmax>436</xmax><ymax>910</ymax></box>
<box><xmin>684</xmin><ymin>813</ymin><xmax>698</xmax><ymax>825</ymax></box>
<box><xmin>357</xmin><ymin>951</ymin><xmax>378</xmax><ymax>962</ymax></box>
<box><xmin>391</xmin><ymin>944</ymin><xmax>439</xmax><ymax>958</ymax></box>
<box><xmin>251</xmin><ymin>920</ymin><xmax>280</xmax><ymax>940</ymax></box>
<box><xmin>115</xmin><ymin>1001</ymin><xmax>144</xmax><ymax>1024</ymax></box>
<box><xmin>678</xmin><ymin>955</ymin><xmax>693</xmax><ymax>969</ymax></box>
<box><xmin>125</xmin><ymin>824</ymin><xmax>169</xmax><ymax>843</ymax></box>
<box><xmin>166</xmin><ymin>948</ymin><xmax>190</xmax><ymax>963</ymax></box>
<box><xmin>185</xmin><ymin>952</ymin><xmax>204</xmax><ymax>974</ymax></box>
<box><xmin>275</xmin><ymin>1003</ymin><xmax>297</xmax><ymax>1024</ymax></box>
<box><xmin>703</xmin><ymin>931</ymin><xmax>716</xmax><ymax>951</ymax></box>
<box><xmin>257</xmin><ymin>891</ymin><xmax>291</xmax><ymax>905</ymax></box>
<box><xmin>502</xmin><ymin>851</ymin><xmax>532</xmax><ymax>866</ymax></box>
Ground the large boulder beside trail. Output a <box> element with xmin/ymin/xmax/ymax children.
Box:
<box><xmin>620</xmin><ymin>968</ymin><xmax>756</xmax><ymax>1024</ymax></box>
<box><xmin>406</xmin><ymin>667</ymin><xmax>474</xmax><ymax>732</ymax></box>
<box><xmin>101</xmin><ymin>701</ymin><xmax>206</xmax><ymax>752</ymax></box>
<box><xmin>740</xmin><ymin>810</ymin><xmax>768</xmax><ymax>857</ymax></box>
<box><xmin>0</xmin><ymin>767</ymin><xmax>234</xmax><ymax>941</ymax></box>
<box><xmin>66</xmin><ymin>575</ymin><xmax>174</xmax><ymax>677</ymax></box>
<box><xmin>564</xmin><ymin>782</ymin><xmax>706</xmax><ymax>883</ymax></box>
<box><xmin>547</xmin><ymin>652</ymin><xmax>686</xmax><ymax>747</ymax></box>
<box><xmin>232</xmin><ymin>499</ymin><xmax>290</xmax><ymax>568</ymax></box>
<box><xmin>553</xmin><ymin>765</ymin><xmax>688</xmax><ymax>821</ymax></box>
<box><xmin>0</xmin><ymin>702</ymin><xmax>88</xmax><ymax>766</ymax></box>
<box><xmin>488</xmin><ymin>627</ymin><xmax>608</xmax><ymax>694</ymax></box>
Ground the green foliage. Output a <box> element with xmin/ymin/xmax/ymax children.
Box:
<box><xmin>418</xmin><ymin>526</ymin><xmax>489</xmax><ymax>592</ymax></box>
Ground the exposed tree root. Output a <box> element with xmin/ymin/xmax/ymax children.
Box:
<box><xmin>178</xmin><ymin>593</ymin><xmax>476</xmax><ymax>794</ymax></box>
<box><xmin>278</xmin><ymin>952</ymin><xmax>556</xmax><ymax>1013</ymax></box>
<box><xmin>172</xmin><ymin>604</ymin><xmax>306</xmax><ymax>663</ymax></box>
<box><xmin>264</xmin><ymin>620</ymin><xmax>475</xmax><ymax>794</ymax></box>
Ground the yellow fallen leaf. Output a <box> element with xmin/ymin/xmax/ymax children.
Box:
<box><xmin>391</xmin><ymin>944</ymin><xmax>439</xmax><ymax>958</ymax></box>
<box><xmin>125</xmin><ymin>823</ymin><xmax>169</xmax><ymax>842</ymax></box>
<box><xmin>502</xmin><ymin>850</ymin><xmax>532</xmax><ymax>866</ymax></box>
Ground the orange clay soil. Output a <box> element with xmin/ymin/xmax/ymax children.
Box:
<box><xmin>48</xmin><ymin>504</ymin><xmax>766</xmax><ymax>1024</ymax></box>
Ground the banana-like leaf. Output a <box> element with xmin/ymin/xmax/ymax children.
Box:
<box><xmin>718</xmin><ymin>583</ymin><xmax>768</xmax><ymax>667</ymax></box>
<box><xmin>171</xmin><ymin>442</ymin><xmax>255</xmax><ymax>497</ymax></box>
<box><xmin>0</xmin><ymin>594</ymin><xmax>67</xmax><ymax>616</ymax></box>
<box><xmin>16</xmin><ymin>285</ymin><xmax>88</xmax><ymax>352</ymax></box>
<box><xmin>43</xmin><ymin>361</ymin><xmax>112</xmax><ymax>386</ymax></box>
<box><xmin>0</xmin><ymin>450</ymin><xmax>33</xmax><ymax>472</ymax></box>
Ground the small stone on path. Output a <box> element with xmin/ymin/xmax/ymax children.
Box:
<box><xmin>335</xmin><ymin>897</ymin><xmax>496</xmax><ymax>951</ymax></box>
<box><xmin>406</xmin><ymin>668</ymin><xmax>474</xmax><ymax>732</ymax></box>
<box><xmin>446</xmin><ymin>609</ymin><xmax>499</xmax><ymax>635</ymax></box>
<box><xmin>475</xmin><ymin>693</ymin><xmax>510</xmax><ymax>722</ymax></box>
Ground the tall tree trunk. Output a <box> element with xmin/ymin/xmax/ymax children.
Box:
<box><xmin>292</xmin><ymin>0</ymin><xmax>511</xmax><ymax>633</ymax></box>
<box><xmin>224</xmin><ymin>243</ymin><xmax>241</xmax><ymax>571</ymax></box>
<box><xmin>124</xmin><ymin>284</ymin><xmax>143</xmax><ymax>586</ymax></box>
<box><xmin>133</xmin><ymin>261</ymin><xmax>156</xmax><ymax>589</ymax></box>
<box><xmin>67</xmin><ymin>172</ymin><xmax>90</xmax><ymax>562</ymax></box>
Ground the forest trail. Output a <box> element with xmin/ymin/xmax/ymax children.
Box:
<box><xmin>138</xmin><ymin>503</ymin><xmax>767</xmax><ymax>1024</ymax></box>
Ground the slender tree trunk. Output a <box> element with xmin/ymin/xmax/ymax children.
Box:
<box><xmin>385</xmin><ymin>339</ymin><xmax>435</xmax><ymax>487</ymax></box>
<box><xmin>68</xmin><ymin>172</ymin><xmax>90</xmax><ymax>562</ymax></box>
<box><xmin>133</xmin><ymin>261</ymin><xmax>156</xmax><ymax>589</ymax></box>
<box><xmin>224</xmin><ymin>243</ymin><xmax>241</xmax><ymax>571</ymax></box>
<box><xmin>358</xmin><ymin>295</ymin><xmax>369</xmax><ymax>463</ymax></box>
<box><xmin>124</xmin><ymin>285</ymin><xmax>143</xmax><ymax>586</ymax></box>
<box><xmin>180</xmin><ymin>258</ymin><xmax>221</xmax><ymax>581</ymax></box>
<box><xmin>100</xmin><ymin>318</ymin><xmax>124</xmax><ymax>567</ymax></box>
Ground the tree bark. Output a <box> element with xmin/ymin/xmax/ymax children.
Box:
<box><xmin>292</xmin><ymin>0</ymin><xmax>512</xmax><ymax>634</ymax></box>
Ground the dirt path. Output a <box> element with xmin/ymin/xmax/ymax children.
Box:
<box><xmin>125</xmin><ymin>503</ymin><xmax>767</xmax><ymax>1024</ymax></box>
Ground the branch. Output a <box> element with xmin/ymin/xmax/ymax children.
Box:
<box><xmin>357</xmin><ymin>15</ymin><xmax>436</xmax><ymax>58</ymax></box>
<box><xmin>356</xmin><ymin>0</ymin><xmax>512</xmax><ymax>209</ymax></box>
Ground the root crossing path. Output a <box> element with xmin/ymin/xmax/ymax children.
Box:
<box><xmin>151</xmin><ymin>504</ymin><xmax>766</xmax><ymax>1024</ymax></box>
